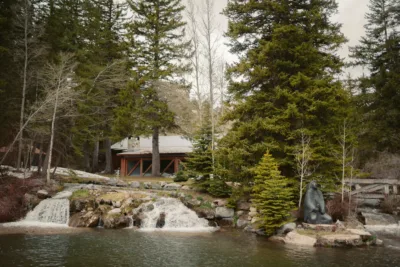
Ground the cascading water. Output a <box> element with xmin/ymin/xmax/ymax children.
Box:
<box><xmin>24</xmin><ymin>199</ymin><xmax>69</xmax><ymax>225</ymax></box>
<box><xmin>3</xmin><ymin>189</ymin><xmax>72</xmax><ymax>227</ymax></box>
<box><xmin>135</xmin><ymin>197</ymin><xmax>215</xmax><ymax>232</ymax></box>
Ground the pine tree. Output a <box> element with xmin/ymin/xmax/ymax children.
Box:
<box><xmin>252</xmin><ymin>151</ymin><xmax>294</xmax><ymax>236</ymax></box>
<box><xmin>186</xmin><ymin>104</ymin><xmax>213</xmax><ymax>177</ymax></box>
<box><xmin>350</xmin><ymin>0</ymin><xmax>400</xmax><ymax>153</ymax></box>
<box><xmin>220</xmin><ymin>0</ymin><xmax>349</xmax><ymax>190</ymax></box>
<box><xmin>117</xmin><ymin>0</ymin><xmax>191</xmax><ymax>176</ymax></box>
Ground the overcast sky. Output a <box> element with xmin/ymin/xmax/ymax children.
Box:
<box><xmin>192</xmin><ymin>0</ymin><xmax>370</xmax><ymax>78</ymax></box>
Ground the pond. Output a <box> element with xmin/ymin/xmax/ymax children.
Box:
<box><xmin>1</xmin><ymin>229</ymin><xmax>400</xmax><ymax>267</ymax></box>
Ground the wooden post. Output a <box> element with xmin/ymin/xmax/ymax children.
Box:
<box><xmin>140</xmin><ymin>158</ymin><xmax>143</xmax><ymax>176</ymax></box>
<box><xmin>384</xmin><ymin>184</ymin><xmax>390</xmax><ymax>195</ymax></box>
<box><xmin>393</xmin><ymin>185</ymin><xmax>398</xmax><ymax>194</ymax></box>
<box><xmin>121</xmin><ymin>158</ymin><xmax>126</xmax><ymax>176</ymax></box>
<box><xmin>174</xmin><ymin>158</ymin><xmax>179</xmax><ymax>173</ymax></box>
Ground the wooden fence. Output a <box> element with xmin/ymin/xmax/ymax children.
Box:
<box><xmin>344</xmin><ymin>179</ymin><xmax>400</xmax><ymax>202</ymax></box>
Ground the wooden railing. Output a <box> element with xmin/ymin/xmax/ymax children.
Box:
<box><xmin>344</xmin><ymin>179</ymin><xmax>400</xmax><ymax>200</ymax></box>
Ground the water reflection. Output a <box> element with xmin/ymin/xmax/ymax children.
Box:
<box><xmin>1</xmin><ymin>229</ymin><xmax>400</xmax><ymax>267</ymax></box>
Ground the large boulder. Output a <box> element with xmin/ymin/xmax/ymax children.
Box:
<box><xmin>164</xmin><ymin>183</ymin><xmax>182</xmax><ymax>190</ymax></box>
<box><xmin>70</xmin><ymin>199</ymin><xmax>88</xmax><ymax>213</ymax></box>
<box><xmin>316</xmin><ymin>234</ymin><xmax>363</xmax><ymax>247</ymax></box>
<box><xmin>69</xmin><ymin>211</ymin><xmax>100</xmax><ymax>228</ymax></box>
<box><xmin>103</xmin><ymin>215</ymin><xmax>130</xmax><ymax>229</ymax></box>
<box><xmin>108</xmin><ymin>208</ymin><xmax>122</xmax><ymax>215</ymax></box>
<box><xmin>284</xmin><ymin>231</ymin><xmax>317</xmax><ymax>246</ymax></box>
<box><xmin>236</xmin><ymin>219</ymin><xmax>249</xmax><ymax>228</ymax></box>
<box><xmin>23</xmin><ymin>193</ymin><xmax>40</xmax><ymax>210</ymax></box>
<box><xmin>130</xmin><ymin>181</ymin><xmax>141</xmax><ymax>188</ymax></box>
<box><xmin>276</xmin><ymin>222</ymin><xmax>296</xmax><ymax>235</ymax></box>
<box><xmin>37</xmin><ymin>190</ymin><xmax>49</xmax><ymax>199</ymax></box>
<box><xmin>151</xmin><ymin>183</ymin><xmax>162</xmax><ymax>190</ymax></box>
<box><xmin>215</xmin><ymin>207</ymin><xmax>234</xmax><ymax>218</ymax></box>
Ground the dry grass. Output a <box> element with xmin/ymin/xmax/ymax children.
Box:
<box><xmin>98</xmin><ymin>192</ymin><xmax>128</xmax><ymax>202</ymax></box>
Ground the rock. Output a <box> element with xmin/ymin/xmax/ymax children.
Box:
<box><xmin>113</xmin><ymin>201</ymin><xmax>121</xmax><ymax>208</ymax></box>
<box><xmin>70</xmin><ymin>199</ymin><xmax>88</xmax><ymax>212</ymax></box>
<box><xmin>156</xmin><ymin>212</ymin><xmax>166</xmax><ymax>228</ymax></box>
<box><xmin>302</xmin><ymin>223</ymin><xmax>336</xmax><ymax>231</ymax></box>
<box><xmin>23</xmin><ymin>193</ymin><xmax>40</xmax><ymax>210</ymax></box>
<box><xmin>255</xmin><ymin>228</ymin><xmax>267</xmax><ymax>236</ymax></box>
<box><xmin>217</xmin><ymin>218</ymin><xmax>234</xmax><ymax>227</ymax></box>
<box><xmin>181</xmin><ymin>186</ymin><xmax>191</xmax><ymax>190</ymax></box>
<box><xmin>213</xmin><ymin>199</ymin><xmax>227</xmax><ymax>207</ymax></box>
<box><xmin>37</xmin><ymin>190</ymin><xmax>49</xmax><ymax>199</ymax></box>
<box><xmin>151</xmin><ymin>183</ymin><xmax>162</xmax><ymax>190</ymax></box>
<box><xmin>236</xmin><ymin>210</ymin><xmax>244</xmax><ymax>216</ymax></box>
<box><xmin>160</xmin><ymin>182</ymin><xmax>167</xmax><ymax>188</ymax></box>
<box><xmin>284</xmin><ymin>231</ymin><xmax>317</xmax><ymax>246</ymax></box>
<box><xmin>193</xmin><ymin>208</ymin><xmax>215</xmax><ymax>220</ymax></box>
<box><xmin>237</xmin><ymin>201</ymin><xmax>251</xmax><ymax>211</ymax></box>
<box><xmin>116</xmin><ymin>180</ymin><xmax>128</xmax><ymax>187</ymax></box>
<box><xmin>108</xmin><ymin>208</ymin><xmax>122</xmax><ymax>215</ymax></box>
<box><xmin>215</xmin><ymin>207</ymin><xmax>234</xmax><ymax>218</ymax></box>
<box><xmin>186</xmin><ymin>199</ymin><xmax>201</xmax><ymax>208</ymax></box>
<box><xmin>107</xmin><ymin>179</ymin><xmax>118</xmax><ymax>186</ymax></box>
<box><xmin>236</xmin><ymin>219</ymin><xmax>249</xmax><ymax>228</ymax></box>
<box><xmin>249</xmin><ymin>207</ymin><xmax>257</xmax><ymax>213</ymax></box>
<box><xmin>69</xmin><ymin>211</ymin><xmax>100</xmax><ymax>228</ymax></box>
<box><xmin>145</xmin><ymin>204</ymin><xmax>154</xmax><ymax>211</ymax></box>
<box><xmin>164</xmin><ymin>183</ymin><xmax>182</xmax><ymax>190</ymax></box>
<box><xmin>248</xmin><ymin>211</ymin><xmax>258</xmax><ymax>217</ymax></box>
<box><xmin>244</xmin><ymin>225</ymin><xmax>255</xmax><ymax>233</ymax></box>
<box><xmin>103</xmin><ymin>215</ymin><xmax>130</xmax><ymax>229</ymax></box>
<box><xmin>347</xmin><ymin>229</ymin><xmax>372</xmax><ymax>237</ymax></box>
<box><xmin>269</xmin><ymin>235</ymin><xmax>285</xmax><ymax>243</ymax></box>
<box><xmin>317</xmin><ymin>234</ymin><xmax>363</xmax><ymax>247</ymax></box>
<box><xmin>375</xmin><ymin>239</ymin><xmax>384</xmax><ymax>246</ymax></box>
<box><xmin>335</xmin><ymin>220</ymin><xmax>346</xmax><ymax>230</ymax></box>
<box><xmin>143</xmin><ymin>182</ymin><xmax>152</xmax><ymax>189</ymax></box>
<box><xmin>130</xmin><ymin>181</ymin><xmax>141</xmax><ymax>188</ymax></box>
<box><xmin>361</xmin><ymin>212</ymin><xmax>398</xmax><ymax>225</ymax></box>
<box><xmin>277</xmin><ymin>222</ymin><xmax>296</xmax><ymax>235</ymax></box>
<box><xmin>251</xmin><ymin>217</ymin><xmax>260</xmax><ymax>224</ymax></box>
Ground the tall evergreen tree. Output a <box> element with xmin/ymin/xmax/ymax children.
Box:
<box><xmin>220</xmin><ymin>0</ymin><xmax>349</xmax><ymax>190</ymax></box>
<box><xmin>118</xmin><ymin>0</ymin><xmax>191</xmax><ymax>176</ymax></box>
<box><xmin>252</xmin><ymin>151</ymin><xmax>294</xmax><ymax>236</ymax></box>
<box><xmin>350</xmin><ymin>0</ymin><xmax>400</xmax><ymax>153</ymax></box>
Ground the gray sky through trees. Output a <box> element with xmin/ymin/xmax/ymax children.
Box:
<box><xmin>185</xmin><ymin>0</ymin><xmax>368</xmax><ymax>78</ymax></box>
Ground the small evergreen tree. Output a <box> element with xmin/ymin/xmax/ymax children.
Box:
<box><xmin>186</xmin><ymin>106</ymin><xmax>213</xmax><ymax>178</ymax></box>
<box><xmin>252</xmin><ymin>151</ymin><xmax>295</xmax><ymax>236</ymax></box>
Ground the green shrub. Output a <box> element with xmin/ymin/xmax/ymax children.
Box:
<box><xmin>203</xmin><ymin>179</ymin><xmax>232</xmax><ymax>198</ymax></box>
<box><xmin>173</xmin><ymin>171</ymin><xmax>188</xmax><ymax>182</ymax></box>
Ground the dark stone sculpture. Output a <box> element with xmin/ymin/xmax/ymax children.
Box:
<box><xmin>304</xmin><ymin>181</ymin><xmax>333</xmax><ymax>224</ymax></box>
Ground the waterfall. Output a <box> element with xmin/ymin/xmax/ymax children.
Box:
<box><xmin>135</xmin><ymin>198</ymin><xmax>215</xmax><ymax>232</ymax></box>
<box><xmin>24</xmin><ymin>199</ymin><xmax>69</xmax><ymax>225</ymax></box>
<box><xmin>4</xmin><ymin>190</ymin><xmax>71</xmax><ymax>227</ymax></box>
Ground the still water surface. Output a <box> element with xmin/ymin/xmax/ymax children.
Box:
<box><xmin>1</xmin><ymin>229</ymin><xmax>399</xmax><ymax>267</ymax></box>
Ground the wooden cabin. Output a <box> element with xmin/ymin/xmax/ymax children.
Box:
<box><xmin>114</xmin><ymin>136</ymin><xmax>192</xmax><ymax>177</ymax></box>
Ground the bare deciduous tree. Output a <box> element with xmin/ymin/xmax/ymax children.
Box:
<box><xmin>40</xmin><ymin>53</ymin><xmax>78</xmax><ymax>184</ymax></box>
<box><xmin>295</xmin><ymin>129</ymin><xmax>312</xmax><ymax>209</ymax></box>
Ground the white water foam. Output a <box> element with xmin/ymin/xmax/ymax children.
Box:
<box><xmin>3</xmin><ymin>190</ymin><xmax>71</xmax><ymax>228</ymax></box>
<box><xmin>136</xmin><ymin>198</ymin><xmax>216</xmax><ymax>232</ymax></box>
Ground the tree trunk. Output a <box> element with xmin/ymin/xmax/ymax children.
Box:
<box><xmin>17</xmin><ymin>0</ymin><xmax>30</xmax><ymax>171</ymax></box>
<box><xmin>83</xmin><ymin>141</ymin><xmax>91</xmax><ymax>172</ymax></box>
<box><xmin>152</xmin><ymin>127</ymin><xmax>160</xmax><ymax>176</ymax></box>
<box><xmin>92</xmin><ymin>138</ymin><xmax>99</xmax><ymax>172</ymax></box>
<box><xmin>104</xmin><ymin>138</ymin><xmax>113</xmax><ymax>174</ymax></box>
<box><xmin>42</xmin><ymin>145</ymin><xmax>50</xmax><ymax>176</ymax></box>
<box><xmin>37</xmin><ymin>137</ymin><xmax>43</xmax><ymax>173</ymax></box>
<box><xmin>46</xmin><ymin>76</ymin><xmax>61</xmax><ymax>184</ymax></box>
